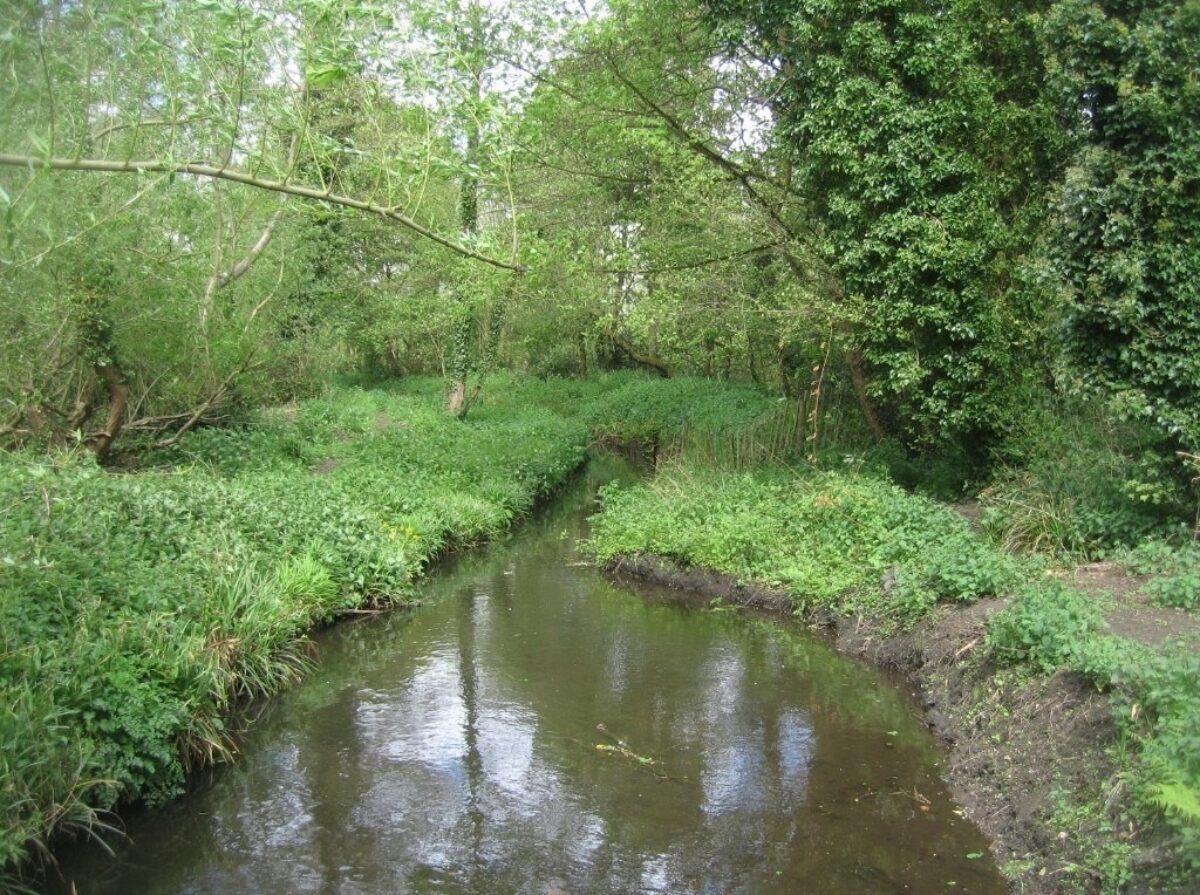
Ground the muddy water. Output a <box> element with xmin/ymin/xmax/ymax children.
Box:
<box><xmin>55</xmin><ymin>455</ymin><xmax>1006</xmax><ymax>894</ymax></box>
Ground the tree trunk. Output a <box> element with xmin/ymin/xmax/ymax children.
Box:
<box><xmin>611</xmin><ymin>333</ymin><xmax>669</xmax><ymax>377</ymax></box>
<box><xmin>86</xmin><ymin>361</ymin><xmax>129</xmax><ymax>459</ymax></box>
<box><xmin>447</xmin><ymin>3</ymin><xmax>485</xmax><ymax>418</ymax></box>
<box><xmin>578</xmin><ymin>331</ymin><xmax>589</xmax><ymax>376</ymax></box>
<box><xmin>846</xmin><ymin>347</ymin><xmax>885</xmax><ymax>441</ymax></box>
<box><xmin>448</xmin><ymin>378</ymin><xmax>467</xmax><ymax>418</ymax></box>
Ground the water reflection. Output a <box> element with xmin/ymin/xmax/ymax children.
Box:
<box><xmin>54</xmin><ymin>457</ymin><xmax>1006</xmax><ymax>895</ymax></box>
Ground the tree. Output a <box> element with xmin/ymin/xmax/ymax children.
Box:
<box><xmin>0</xmin><ymin>0</ymin><xmax>519</xmax><ymax>451</ymax></box>
<box><xmin>1048</xmin><ymin>0</ymin><xmax>1200</xmax><ymax>449</ymax></box>
<box><xmin>704</xmin><ymin>0</ymin><xmax>1067</xmax><ymax>454</ymax></box>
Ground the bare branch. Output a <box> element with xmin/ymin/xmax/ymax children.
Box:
<box><xmin>200</xmin><ymin>205</ymin><xmax>285</xmax><ymax>325</ymax></box>
<box><xmin>154</xmin><ymin>358</ymin><xmax>253</xmax><ymax>448</ymax></box>
<box><xmin>91</xmin><ymin>115</ymin><xmax>214</xmax><ymax>145</ymax></box>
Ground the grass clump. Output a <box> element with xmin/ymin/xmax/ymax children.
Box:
<box><xmin>981</xmin><ymin>398</ymin><xmax>1192</xmax><ymax>558</ymax></box>
<box><xmin>0</xmin><ymin>378</ymin><xmax>588</xmax><ymax>877</ymax></box>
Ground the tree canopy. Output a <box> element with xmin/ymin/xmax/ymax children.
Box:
<box><xmin>0</xmin><ymin>0</ymin><xmax>1197</xmax><ymax>467</ymax></box>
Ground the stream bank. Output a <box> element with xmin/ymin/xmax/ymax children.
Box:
<box><xmin>605</xmin><ymin>553</ymin><xmax>1189</xmax><ymax>895</ymax></box>
<box><xmin>607</xmin><ymin>557</ymin><xmax>1116</xmax><ymax>891</ymax></box>
<box><xmin>589</xmin><ymin>459</ymin><xmax>1200</xmax><ymax>894</ymax></box>
<box><xmin>0</xmin><ymin>380</ymin><xmax>591</xmax><ymax>887</ymax></box>
<box><xmin>50</xmin><ymin>454</ymin><xmax>1008</xmax><ymax>894</ymax></box>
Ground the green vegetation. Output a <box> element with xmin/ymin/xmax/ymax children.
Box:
<box><xmin>706</xmin><ymin>0</ymin><xmax>1065</xmax><ymax>451</ymax></box>
<box><xmin>591</xmin><ymin>463</ymin><xmax>1019</xmax><ymax>618</ymax></box>
<box><xmin>1048</xmin><ymin>0</ymin><xmax>1200</xmax><ymax>450</ymax></box>
<box><xmin>1122</xmin><ymin>541</ymin><xmax>1200</xmax><ymax>611</ymax></box>
<box><xmin>989</xmin><ymin>586</ymin><xmax>1200</xmax><ymax>882</ymax></box>
<box><xmin>2</xmin><ymin>0</ymin><xmax>1194</xmax><ymax>480</ymax></box>
<box><xmin>980</xmin><ymin>397</ymin><xmax>1194</xmax><ymax>557</ymax></box>
<box><xmin>0</xmin><ymin>378</ymin><xmax>587</xmax><ymax>875</ymax></box>
<box><xmin>2</xmin><ymin>0</ymin><xmax>1200</xmax><ymax>889</ymax></box>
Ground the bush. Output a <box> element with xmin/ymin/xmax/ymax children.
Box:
<box><xmin>989</xmin><ymin>581</ymin><xmax>1108</xmax><ymax>673</ymax></box>
<box><xmin>983</xmin><ymin>397</ymin><xmax>1191</xmax><ymax>557</ymax></box>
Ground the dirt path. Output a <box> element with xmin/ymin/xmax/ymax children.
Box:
<box><xmin>1060</xmin><ymin>562</ymin><xmax>1200</xmax><ymax>650</ymax></box>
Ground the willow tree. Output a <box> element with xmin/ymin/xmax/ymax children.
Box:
<box><xmin>0</xmin><ymin>0</ymin><xmax>529</xmax><ymax>453</ymax></box>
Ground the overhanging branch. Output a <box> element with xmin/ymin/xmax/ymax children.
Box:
<box><xmin>0</xmin><ymin>152</ymin><xmax>525</xmax><ymax>272</ymax></box>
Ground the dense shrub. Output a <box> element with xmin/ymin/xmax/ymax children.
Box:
<box><xmin>982</xmin><ymin>398</ymin><xmax>1192</xmax><ymax>557</ymax></box>
<box><xmin>704</xmin><ymin>0</ymin><xmax>1066</xmax><ymax>452</ymax></box>
<box><xmin>1048</xmin><ymin>0</ymin><xmax>1200</xmax><ymax>450</ymax></box>
<box><xmin>581</xmin><ymin>375</ymin><xmax>780</xmax><ymax>444</ymax></box>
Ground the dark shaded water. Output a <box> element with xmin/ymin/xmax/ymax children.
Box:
<box><xmin>55</xmin><ymin>455</ymin><xmax>1006</xmax><ymax>894</ymax></box>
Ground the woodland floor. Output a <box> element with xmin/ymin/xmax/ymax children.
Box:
<box><xmin>1062</xmin><ymin>563</ymin><xmax>1200</xmax><ymax>651</ymax></box>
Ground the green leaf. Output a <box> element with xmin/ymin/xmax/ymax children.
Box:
<box><xmin>306</xmin><ymin>63</ymin><xmax>349</xmax><ymax>88</ymax></box>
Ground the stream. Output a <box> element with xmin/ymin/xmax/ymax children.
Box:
<box><xmin>54</xmin><ymin>454</ymin><xmax>1007</xmax><ymax>894</ymax></box>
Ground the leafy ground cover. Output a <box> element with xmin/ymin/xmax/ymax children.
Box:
<box><xmin>591</xmin><ymin>463</ymin><xmax>1020</xmax><ymax>618</ymax></box>
<box><xmin>0</xmin><ymin>377</ymin><xmax>590</xmax><ymax>878</ymax></box>
<box><xmin>6</xmin><ymin>367</ymin><xmax>1199</xmax><ymax>890</ymax></box>
<box><xmin>589</xmin><ymin>458</ymin><xmax>1200</xmax><ymax>891</ymax></box>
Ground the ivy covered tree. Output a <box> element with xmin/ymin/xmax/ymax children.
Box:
<box><xmin>704</xmin><ymin>0</ymin><xmax>1068</xmax><ymax>453</ymax></box>
<box><xmin>1048</xmin><ymin>0</ymin><xmax>1200</xmax><ymax>449</ymax></box>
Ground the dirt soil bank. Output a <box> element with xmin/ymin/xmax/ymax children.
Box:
<box><xmin>606</xmin><ymin>555</ymin><xmax>1184</xmax><ymax>895</ymax></box>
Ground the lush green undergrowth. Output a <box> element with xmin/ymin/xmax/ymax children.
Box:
<box><xmin>589</xmin><ymin>458</ymin><xmax>1200</xmax><ymax>884</ymax></box>
<box><xmin>988</xmin><ymin>582</ymin><xmax>1200</xmax><ymax>885</ymax></box>
<box><xmin>590</xmin><ymin>462</ymin><xmax>1020</xmax><ymax>617</ymax></box>
<box><xmin>1</xmin><ymin>369</ymin><xmax>785</xmax><ymax>877</ymax></box>
<box><xmin>578</xmin><ymin>374</ymin><xmax>781</xmax><ymax>445</ymax></box>
<box><xmin>980</xmin><ymin>397</ymin><xmax>1195</xmax><ymax>559</ymax></box>
<box><xmin>0</xmin><ymin>378</ymin><xmax>589</xmax><ymax>876</ymax></box>
<box><xmin>6</xmin><ymin>367</ymin><xmax>1199</xmax><ymax>887</ymax></box>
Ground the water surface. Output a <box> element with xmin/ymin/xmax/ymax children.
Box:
<box><xmin>56</xmin><ymin>455</ymin><xmax>1005</xmax><ymax>894</ymax></box>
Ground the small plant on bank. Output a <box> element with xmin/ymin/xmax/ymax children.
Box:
<box><xmin>986</xmin><ymin>581</ymin><xmax>1106</xmax><ymax>674</ymax></box>
<box><xmin>1120</xmin><ymin>539</ymin><xmax>1200</xmax><ymax>611</ymax></box>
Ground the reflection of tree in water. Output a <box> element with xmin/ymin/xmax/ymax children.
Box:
<box><xmin>298</xmin><ymin>679</ymin><xmax>369</xmax><ymax>892</ymax></box>
<box><xmin>457</xmin><ymin>584</ymin><xmax>486</xmax><ymax>883</ymax></box>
